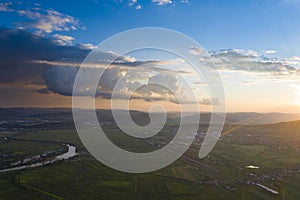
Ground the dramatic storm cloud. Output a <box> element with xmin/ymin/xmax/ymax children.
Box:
<box><xmin>0</xmin><ymin>28</ymin><xmax>90</xmax><ymax>84</ymax></box>
<box><xmin>42</xmin><ymin>59</ymin><xmax>188</xmax><ymax>103</ymax></box>
<box><xmin>0</xmin><ymin>28</ymin><xmax>192</xmax><ymax>104</ymax></box>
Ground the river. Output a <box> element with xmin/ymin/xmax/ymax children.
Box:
<box><xmin>0</xmin><ymin>144</ymin><xmax>77</xmax><ymax>173</ymax></box>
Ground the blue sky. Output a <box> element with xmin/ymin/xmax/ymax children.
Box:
<box><xmin>1</xmin><ymin>0</ymin><xmax>300</xmax><ymax>56</ymax></box>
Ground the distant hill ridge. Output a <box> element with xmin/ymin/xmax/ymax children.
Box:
<box><xmin>0</xmin><ymin>108</ymin><xmax>300</xmax><ymax>125</ymax></box>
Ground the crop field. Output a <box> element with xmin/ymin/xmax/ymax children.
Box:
<box><xmin>0</xmin><ymin>119</ymin><xmax>300</xmax><ymax>199</ymax></box>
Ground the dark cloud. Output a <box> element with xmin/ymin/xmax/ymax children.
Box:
<box><xmin>0</xmin><ymin>28</ymin><xmax>171</xmax><ymax>103</ymax></box>
<box><xmin>0</xmin><ymin>28</ymin><xmax>90</xmax><ymax>84</ymax></box>
<box><xmin>43</xmin><ymin>65</ymin><xmax>161</xmax><ymax>98</ymax></box>
<box><xmin>43</xmin><ymin>66</ymin><xmax>78</xmax><ymax>96</ymax></box>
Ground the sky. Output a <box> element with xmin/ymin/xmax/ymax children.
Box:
<box><xmin>1</xmin><ymin>0</ymin><xmax>300</xmax><ymax>113</ymax></box>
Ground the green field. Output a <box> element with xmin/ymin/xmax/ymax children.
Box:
<box><xmin>1</xmin><ymin>120</ymin><xmax>300</xmax><ymax>199</ymax></box>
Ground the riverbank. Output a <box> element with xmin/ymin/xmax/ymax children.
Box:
<box><xmin>0</xmin><ymin>144</ymin><xmax>77</xmax><ymax>173</ymax></box>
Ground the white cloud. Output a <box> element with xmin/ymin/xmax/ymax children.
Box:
<box><xmin>152</xmin><ymin>0</ymin><xmax>173</xmax><ymax>6</ymax></box>
<box><xmin>0</xmin><ymin>2</ymin><xmax>13</xmax><ymax>12</ymax></box>
<box><xmin>189</xmin><ymin>46</ymin><xmax>205</xmax><ymax>55</ymax></box>
<box><xmin>0</xmin><ymin>2</ymin><xmax>14</xmax><ymax>12</ymax></box>
<box><xmin>126</xmin><ymin>0</ymin><xmax>189</xmax><ymax>9</ymax></box>
<box><xmin>128</xmin><ymin>0</ymin><xmax>142</xmax><ymax>9</ymax></box>
<box><xmin>264</xmin><ymin>50</ymin><xmax>276</xmax><ymax>54</ymax></box>
<box><xmin>53</xmin><ymin>34</ymin><xmax>74</xmax><ymax>46</ymax></box>
<box><xmin>129</xmin><ymin>0</ymin><xmax>138</xmax><ymax>5</ymax></box>
<box><xmin>17</xmin><ymin>9</ymin><xmax>82</xmax><ymax>33</ymax></box>
<box><xmin>208</xmin><ymin>49</ymin><xmax>300</xmax><ymax>80</ymax></box>
<box><xmin>1</xmin><ymin>3</ymin><xmax>83</xmax><ymax>34</ymax></box>
<box><xmin>77</xmin><ymin>43</ymin><xmax>97</xmax><ymax>50</ymax></box>
<box><xmin>199</xmin><ymin>97</ymin><xmax>221</xmax><ymax>105</ymax></box>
